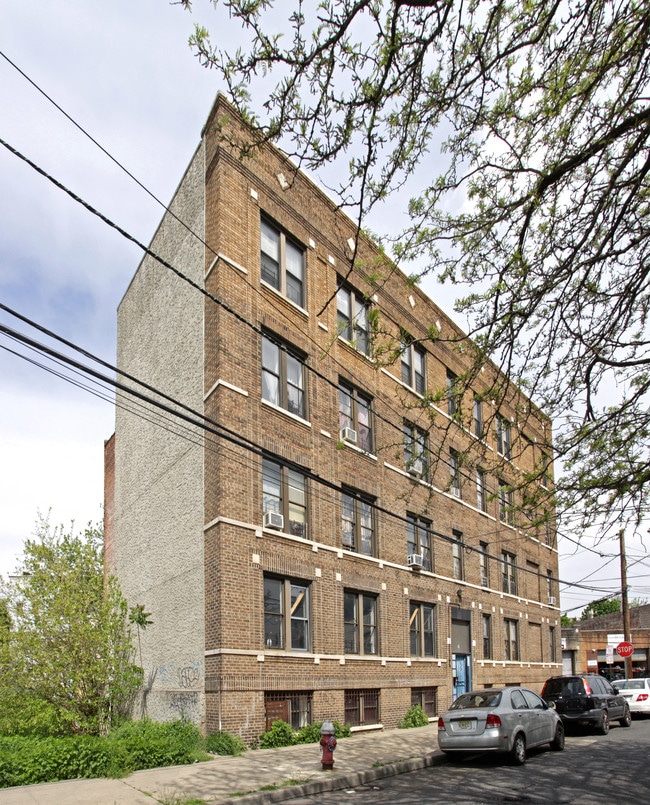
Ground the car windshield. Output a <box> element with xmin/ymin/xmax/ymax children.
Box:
<box><xmin>617</xmin><ymin>679</ymin><xmax>645</xmax><ymax>690</ymax></box>
<box><xmin>451</xmin><ymin>691</ymin><xmax>502</xmax><ymax>710</ymax></box>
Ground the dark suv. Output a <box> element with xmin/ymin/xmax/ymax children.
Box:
<box><xmin>541</xmin><ymin>674</ymin><xmax>631</xmax><ymax>734</ymax></box>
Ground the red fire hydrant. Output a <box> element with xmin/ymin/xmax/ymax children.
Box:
<box><xmin>320</xmin><ymin>720</ymin><xmax>337</xmax><ymax>770</ymax></box>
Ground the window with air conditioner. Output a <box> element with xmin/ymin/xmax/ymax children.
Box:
<box><xmin>404</xmin><ymin>421</ymin><xmax>428</xmax><ymax>479</ymax></box>
<box><xmin>339</xmin><ymin>382</ymin><xmax>373</xmax><ymax>452</ymax></box>
<box><xmin>263</xmin><ymin>458</ymin><xmax>308</xmax><ymax>538</ymax></box>
<box><xmin>406</xmin><ymin>514</ymin><xmax>432</xmax><ymax>572</ymax></box>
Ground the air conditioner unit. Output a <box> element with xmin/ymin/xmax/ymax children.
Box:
<box><xmin>340</xmin><ymin>427</ymin><xmax>358</xmax><ymax>444</ymax></box>
<box><xmin>408</xmin><ymin>553</ymin><xmax>424</xmax><ymax>569</ymax></box>
<box><xmin>408</xmin><ymin>458</ymin><xmax>424</xmax><ymax>476</ymax></box>
<box><xmin>548</xmin><ymin>595</ymin><xmax>557</xmax><ymax>606</ymax></box>
<box><xmin>481</xmin><ymin>576</ymin><xmax>489</xmax><ymax>588</ymax></box>
<box><xmin>263</xmin><ymin>511</ymin><xmax>284</xmax><ymax>530</ymax></box>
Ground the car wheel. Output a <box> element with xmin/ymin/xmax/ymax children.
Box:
<box><xmin>619</xmin><ymin>705</ymin><xmax>632</xmax><ymax>728</ymax></box>
<box><xmin>551</xmin><ymin>722</ymin><xmax>565</xmax><ymax>751</ymax></box>
<box><xmin>597</xmin><ymin>710</ymin><xmax>609</xmax><ymax>735</ymax></box>
<box><xmin>511</xmin><ymin>733</ymin><xmax>526</xmax><ymax>765</ymax></box>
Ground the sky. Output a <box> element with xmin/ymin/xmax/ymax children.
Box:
<box><xmin>0</xmin><ymin>0</ymin><xmax>647</xmax><ymax>614</ymax></box>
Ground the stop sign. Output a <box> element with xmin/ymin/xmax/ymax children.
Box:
<box><xmin>616</xmin><ymin>641</ymin><xmax>634</xmax><ymax>657</ymax></box>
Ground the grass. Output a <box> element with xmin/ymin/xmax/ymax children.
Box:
<box><xmin>230</xmin><ymin>778</ymin><xmax>310</xmax><ymax>797</ymax></box>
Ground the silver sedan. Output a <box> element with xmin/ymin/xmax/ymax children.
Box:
<box><xmin>437</xmin><ymin>687</ymin><xmax>565</xmax><ymax>765</ymax></box>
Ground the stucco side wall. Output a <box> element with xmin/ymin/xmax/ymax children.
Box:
<box><xmin>114</xmin><ymin>143</ymin><xmax>206</xmax><ymax>728</ymax></box>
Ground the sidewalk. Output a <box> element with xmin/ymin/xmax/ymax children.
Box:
<box><xmin>0</xmin><ymin>723</ymin><xmax>444</xmax><ymax>804</ymax></box>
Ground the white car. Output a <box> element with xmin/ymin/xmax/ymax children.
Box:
<box><xmin>616</xmin><ymin>678</ymin><xmax>650</xmax><ymax>716</ymax></box>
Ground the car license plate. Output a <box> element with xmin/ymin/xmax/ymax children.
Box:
<box><xmin>457</xmin><ymin>720</ymin><xmax>472</xmax><ymax>730</ymax></box>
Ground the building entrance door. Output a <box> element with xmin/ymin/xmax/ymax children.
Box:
<box><xmin>451</xmin><ymin>607</ymin><xmax>472</xmax><ymax>699</ymax></box>
<box><xmin>452</xmin><ymin>654</ymin><xmax>472</xmax><ymax>698</ymax></box>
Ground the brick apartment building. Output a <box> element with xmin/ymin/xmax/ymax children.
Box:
<box><xmin>105</xmin><ymin>95</ymin><xmax>561</xmax><ymax>740</ymax></box>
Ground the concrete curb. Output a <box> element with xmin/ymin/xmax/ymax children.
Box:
<box><xmin>231</xmin><ymin>751</ymin><xmax>446</xmax><ymax>804</ymax></box>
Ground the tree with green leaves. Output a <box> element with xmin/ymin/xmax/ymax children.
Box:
<box><xmin>178</xmin><ymin>0</ymin><xmax>650</xmax><ymax>544</ymax></box>
<box><xmin>0</xmin><ymin>516</ymin><xmax>140</xmax><ymax>736</ymax></box>
<box><xmin>580</xmin><ymin>597</ymin><xmax>621</xmax><ymax>620</ymax></box>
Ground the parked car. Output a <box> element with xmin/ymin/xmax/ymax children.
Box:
<box><xmin>437</xmin><ymin>687</ymin><xmax>564</xmax><ymax>765</ymax></box>
<box><xmin>616</xmin><ymin>678</ymin><xmax>650</xmax><ymax>716</ymax></box>
<box><xmin>541</xmin><ymin>674</ymin><xmax>631</xmax><ymax>733</ymax></box>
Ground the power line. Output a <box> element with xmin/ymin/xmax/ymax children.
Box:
<box><xmin>1</xmin><ymin>311</ymin><xmax>590</xmax><ymax>596</ymax></box>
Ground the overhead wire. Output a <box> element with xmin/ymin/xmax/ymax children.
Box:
<box><xmin>0</xmin><ymin>55</ymin><xmax>620</xmax><ymax>600</ymax></box>
<box><xmin>1</xmin><ymin>311</ymin><xmax>606</xmax><ymax>598</ymax></box>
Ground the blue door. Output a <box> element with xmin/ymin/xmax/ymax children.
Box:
<box><xmin>452</xmin><ymin>654</ymin><xmax>472</xmax><ymax>698</ymax></box>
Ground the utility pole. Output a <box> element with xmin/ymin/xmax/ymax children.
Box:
<box><xmin>619</xmin><ymin>529</ymin><xmax>633</xmax><ymax>679</ymax></box>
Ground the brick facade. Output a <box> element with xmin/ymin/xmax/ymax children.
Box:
<box><xmin>109</xmin><ymin>95</ymin><xmax>561</xmax><ymax>742</ymax></box>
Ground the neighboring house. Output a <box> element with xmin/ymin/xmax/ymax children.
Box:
<box><xmin>562</xmin><ymin>605</ymin><xmax>650</xmax><ymax>680</ymax></box>
<box><xmin>104</xmin><ymin>95</ymin><xmax>560</xmax><ymax>740</ymax></box>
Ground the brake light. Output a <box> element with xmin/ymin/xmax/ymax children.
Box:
<box><xmin>438</xmin><ymin>717</ymin><xmax>446</xmax><ymax>731</ymax></box>
<box><xmin>485</xmin><ymin>713</ymin><xmax>502</xmax><ymax>728</ymax></box>
<box><xmin>638</xmin><ymin>694</ymin><xmax>648</xmax><ymax>702</ymax></box>
<box><xmin>582</xmin><ymin>678</ymin><xmax>592</xmax><ymax>695</ymax></box>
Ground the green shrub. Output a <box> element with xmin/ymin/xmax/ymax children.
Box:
<box><xmin>0</xmin><ymin>719</ymin><xmax>209</xmax><ymax>789</ymax></box>
<box><xmin>398</xmin><ymin>704</ymin><xmax>429</xmax><ymax>729</ymax></box>
<box><xmin>107</xmin><ymin>718</ymin><xmax>205</xmax><ymax>772</ymax></box>
<box><xmin>204</xmin><ymin>730</ymin><xmax>247</xmax><ymax>756</ymax></box>
<box><xmin>294</xmin><ymin>722</ymin><xmax>321</xmax><ymax>744</ymax></box>
<box><xmin>0</xmin><ymin>735</ymin><xmax>114</xmax><ymax>787</ymax></box>
<box><xmin>259</xmin><ymin>720</ymin><xmax>296</xmax><ymax>748</ymax></box>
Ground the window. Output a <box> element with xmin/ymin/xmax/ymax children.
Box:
<box><xmin>501</xmin><ymin>551</ymin><xmax>517</xmax><ymax>595</ymax></box>
<box><xmin>451</xmin><ymin>529</ymin><xmax>464</xmax><ymax>580</ymax></box>
<box><xmin>504</xmin><ymin>618</ymin><xmax>519</xmax><ymax>661</ymax></box>
<box><xmin>409</xmin><ymin>602</ymin><xmax>436</xmax><ymax>657</ymax></box>
<box><xmin>341</xmin><ymin>490</ymin><xmax>375</xmax><ymax>555</ymax></box>
<box><xmin>549</xmin><ymin>626</ymin><xmax>557</xmax><ymax>663</ymax></box>
<box><xmin>446</xmin><ymin>369</ymin><xmax>459</xmax><ymax>417</ymax></box>
<box><xmin>263</xmin><ymin>458</ymin><xmax>307</xmax><ymax>537</ymax></box>
<box><xmin>498</xmin><ymin>478</ymin><xmax>514</xmax><ymax>525</ymax></box>
<box><xmin>344</xmin><ymin>689</ymin><xmax>379</xmax><ymax>727</ymax></box>
<box><xmin>401</xmin><ymin>337</ymin><xmax>426</xmax><ymax>394</ymax></box>
<box><xmin>449</xmin><ymin>449</ymin><xmax>461</xmax><ymax>497</ymax></box>
<box><xmin>262</xmin><ymin>334</ymin><xmax>306</xmax><ymax>418</ymax></box>
<box><xmin>473</xmin><ymin>397</ymin><xmax>483</xmax><ymax>439</ymax></box>
<box><xmin>339</xmin><ymin>382</ymin><xmax>373</xmax><ymax>452</ymax></box>
<box><xmin>540</xmin><ymin>453</ymin><xmax>551</xmax><ymax>489</ymax></box>
<box><xmin>411</xmin><ymin>687</ymin><xmax>437</xmax><ymax>718</ymax></box>
<box><xmin>496</xmin><ymin>416</ymin><xmax>512</xmax><ymax>459</ymax></box>
<box><xmin>482</xmin><ymin>614</ymin><xmax>492</xmax><ymax>659</ymax></box>
<box><xmin>479</xmin><ymin>541</ymin><xmax>489</xmax><ymax>587</ymax></box>
<box><xmin>264</xmin><ymin>691</ymin><xmax>312</xmax><ymax>730</ymax></box>
<box><xmin>337</xmin><ymin>284</ymin><xmax>370</xmax><ymax>356</ymax></box>
<box><xmin>404</xmin><ymin>421</ymin><xmax>428</xmax><ymax>477</ymax></box>
<box><xmin>406</xmin><ymin>514</ymin><xmax>432</xmax><ymax>571</ymax></box>
<box><xmin>544</xmin><ymin>512</ymin><xmax>555</xmax><ymax>547</ymax></box>
<box><xmin>546</xmin><ymin>570</ymin><xmax>555</xmax><ymax>603</ymax></box>
<box><xmin>260</xmin><ymin>217</ymin><xmax>305</xmax><ymax>306</ymax></box>
<box><xmin>264</xmin><ymin>576</ymin><xmax>310</xmax><ymax>651</ymax></box>
<box><xmin>476</xmin><ymin>469</ymin><xmax>488</xmax><ymax>512</ymax></box>
<box><xmin>344</xmin><ymin>591</ymin><xmax>378</xmax><ymax>655</ymax></box>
